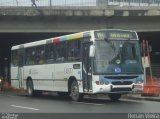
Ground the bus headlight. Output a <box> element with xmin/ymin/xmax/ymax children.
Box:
<box><xmin>96</xmin><ymin>81</ymin><xmax>100</xmax><ymax>85</ymax></box>
<box><xmin>105</xmin><ymin>81</ymin><xmax>109</xmax><ymax>85</ymax></box>
<box><xmin>135</xmin><ymin>80</ymin><xmax>143</xmax><ymax>84</ymax></box>
<box><xmin>95</xmin><ymin>81</ymin><xmax>109</xmax><ymax>85</ymax></box>
<box><xmin>0</xmin><ymin>79</ymin><xmax>2</xmax><ymax>83</ymax></box>
<box><xmin>96</xmin><ymin>81</ymin><xmax>105</xmax><ymax>85</ymax></box>
<box><xmin>100</xmin><ymin>81</ymin><xmax>105</xmax><ymax>85</ymax></box>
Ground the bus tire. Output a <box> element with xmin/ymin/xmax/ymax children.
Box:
<box><xmin>108</xmin><ymin>93</ymin><xmax>121</xmax><ymax>101</ymax></box>
<box><xmin>70</xmin><ymin>80</ymin><xmax>83</xmax><ymax>101</ymax></box>
<box><xmin>27</xmin><ymin>80</ymin><xmax>34</xmax><ymax>97</ymax></box>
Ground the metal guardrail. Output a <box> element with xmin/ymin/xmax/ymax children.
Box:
<box><xmin>0</xmin><ymin>0</ymin><xmax>160</xmax><ymax>7</ymax></box>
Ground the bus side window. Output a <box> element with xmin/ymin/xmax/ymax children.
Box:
<box><xmin>25</xmin><ymin>48</ymin><xmax>35</xmax><ymax>65</ymax></box>
<box><xmin>75</xmin><ymin>40</ymin><xmax>81</xmax><ymax>60</ymax></box>
<box><xmin>40</xmin><ymin>46</ymin><xmax>45</xmax><ymax>64</ymax></box>
<box><xmin>35</xmin><ymin>45</ymin><xmax>45</xmax><ymax>65</ymax></box>
<box><xmin>55</xmin><ymin>42</ymin><xmax>66</xmax><ymax>62</ymax></box>
<box><xmin>67</xmin><ymin>40</ymin><xmax>81</xmax><ymax>61</ymax></box>
<box><xmin>46</xmin><ymin>44</ymin><xmax>55</xmax><ymax>64</ymax></box>
<box><xmin>68</xmin><ymin>41</ymin><xmax>74</xmax><ymax>60</ymax></box>
<box><xmin>25</xmin><ymin>49</ymin><xmax>30</xmax><ymax>65</ymax></box>
<box><xmin>11</xmin><ymin>50</ymin><xmax>18</xmax><ymax>66</ymax></box>
<box><xmin>31</xmin><ymin>48</ymin><xmax>35</xmax><ymax>65</ymax></box>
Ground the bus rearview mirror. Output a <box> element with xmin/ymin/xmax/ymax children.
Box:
<box><xmin>89</xmin><ymin>45</ymin><xmax>95</xmax><ymax>57</ymax></box>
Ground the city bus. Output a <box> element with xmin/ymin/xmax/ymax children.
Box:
<box><xmin>11</xmin><ymin>29</ymin><xmax>144</xmax><ymax>101</ymax></box>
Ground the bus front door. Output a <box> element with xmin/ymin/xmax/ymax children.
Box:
<box><xmin>82</xmin><ymin>43</ymin><xmax>92</xmax><ymax>92</ymax></box>
<box><xmin>18</xmin><ymin>50</ymin><xmax>24</xmax><ymax>88</ymax></box>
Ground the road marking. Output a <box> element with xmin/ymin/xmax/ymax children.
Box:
<box><xmin>72</xmin><ymin>101</ymin><xmax>105</xmax><ymax>106</ymax></box>
<box><xmin>11</xmin><ymin>105</ymin><xmax>39</xmax><ymax>111</ymax></box>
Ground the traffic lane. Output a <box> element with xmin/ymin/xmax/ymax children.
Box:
<box><xmin>0</xmin><ymin>93</ymin><xmax>40</xmax><ymax>113</ymax></box>
<box><xmin>0</xmin><ymin>93</ymin><xmax>160</xmax><ymax>113</ymax></box>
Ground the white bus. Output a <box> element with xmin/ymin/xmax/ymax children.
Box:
<box><xmin>11</xmin><ymin>29</ymin><xmax>144</xmax><ymax>101</ymax></box>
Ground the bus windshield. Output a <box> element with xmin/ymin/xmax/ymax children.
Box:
<box><xmin>93</xmin><ymin>40</ymin><xmax>143</xmax><ymax>74</ymax></box>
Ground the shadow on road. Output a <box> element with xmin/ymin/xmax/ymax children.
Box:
<box><xmin>15</xmin><ymin>92</ymin><xmax>141</xmax><ymax>105</ymax></box>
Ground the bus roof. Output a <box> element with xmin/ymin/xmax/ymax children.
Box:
<box><xmin>11</xmin><ymin>39</ymin><xmax>48</xmax><ymax>50</ymax></box>
<box><xmin>11</xmin><ymin>29</ymin><xmax>137</xmax><ymax>50</ymax></box>
<box><xmin>11</xmin><ymin>31</ymin><xmax>90</xmax><ymax>50</ymax></box>
<box><xmin>51</xmin><ymin>32</ymin><xmax>84</xmax><ymax>43</ymax></box>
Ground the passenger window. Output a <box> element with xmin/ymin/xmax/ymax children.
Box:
<box><xmin>35</xmin><ymin>45</ymin><xmax>45</xmax><ymax>65</ymax></box>
<box><xmin>67</xmin><ymin>40</ymin><xmax>81</xmax><ymax>61</ymax></box>
<box><xmin>55</xmin><ymin>42</ymin><xmax>66</xmax><ymax>62</ymax></box>
<box><xmin>11</xmin><ymin>50</ymin><xmax>18</xmax><ymax>66</ymax></box>
<box><xmin>25</xmin><ymin>48</ymin><xmax>35</xmax><ymax>65</ymax></box>
<box><xmin>46</xmin><ymin>44</ymin><xmax>55</xmax><ymax>64</ymax></box>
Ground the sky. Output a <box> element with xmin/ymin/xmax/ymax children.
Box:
<box><xmin>0</xmin><ymin>0</ymin><xmax>96</xmax><ymax>7</ymax></box>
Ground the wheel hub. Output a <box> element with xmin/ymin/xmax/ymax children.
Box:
<box><xmin>72</xmin><ymin>86</ymin><xmax>78</xmax><ymax>96</ymax></box>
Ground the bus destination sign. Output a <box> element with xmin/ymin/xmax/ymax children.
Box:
<box><xmin>95</xmin><ymin>30</ymin><xmax>138</xmax><ymax>40</ymax></box>
<box><xmin>109</xmin><ymin>33</ymin><xmax>130</xmax><ymax>39</ymax></box>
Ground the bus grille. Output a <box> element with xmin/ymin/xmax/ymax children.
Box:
<box><xmin>112</xmin><ymin>81</ymin><xmax>133</xmax><ymax>85</ymax></box>
<box><xmin>111</xmin><ymin>88</ymin><xmax>132</xmax><ymax>92</ymax></box>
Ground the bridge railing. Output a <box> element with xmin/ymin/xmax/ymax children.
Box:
<box><xmin>0</xmin><ymin>0</ymin><xmax>96</xmax><ymax>7</ymax></box>
<box><xmin>107</xmin><ymin>0</ymin><xmax>160</xmax><ymax>7</ymax></box>
<box><xmin>0</xmin><ymin>0</ymin><xmax>160</xmax><ymax>8</ymax></box>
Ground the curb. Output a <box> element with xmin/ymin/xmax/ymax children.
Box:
<box><xmin>124</xmin><ymin>95</ymin><xmax>160</xmax><ymax>102</ymax></box>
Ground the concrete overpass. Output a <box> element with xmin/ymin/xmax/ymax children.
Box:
<box><xmin>0</xmin><ymin>5</ymin><xmax>160</xmax><ymax>33</ymax></box>
<box><xmin>1</xmin><ymin>1</ymin><xmax>160</xmax><ymax>80</ymax></box>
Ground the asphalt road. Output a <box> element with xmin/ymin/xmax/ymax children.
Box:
<box><xmin>0</xmin><ymin>92</ymin><xmax>160</xmax><ymax>113</ymax></box>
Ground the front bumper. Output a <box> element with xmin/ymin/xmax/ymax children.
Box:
<box><xmin>132</xmin><ymin>83</ymin><xmax>143</xmax><ymax>93</ymax></box>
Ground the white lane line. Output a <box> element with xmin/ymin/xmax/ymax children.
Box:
<box><xmin>72</xmin><ymin>101</ymin><xmax>105</xmax><ymax>106</ymax></box>
<box><xmin>11</xmin><ymin>105</ymin><xmax>39</xmax><ymax>111</ymax></box>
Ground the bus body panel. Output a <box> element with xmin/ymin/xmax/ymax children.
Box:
<box><xmin>54</xmin><ymin>62</ymin><xmax>82</xmax><ymax>92</ymax></box>
<box><xmin>11</xmin><ymin>67</ymin><xmax>19</xmax><ymax>88</ymax></box>
<box><xmin>21</xmin><ymin>62</ymin><xmax>83</xmax><ymax>92</ymax></box>
<box><xmin>23</xmin><ymin>64</ymin><xmax>54</xmax><ymax>91</ymax></box>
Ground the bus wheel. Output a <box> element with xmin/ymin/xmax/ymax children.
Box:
<box><xmin>70</xmin><ymin>80</ymin><xmax>83</xmax><ymax>101</ymax></box>
<box><xmin>108</xmin><ymin>93</ymin><xmax>121</xmax><ymax>101</ymax></box>
<box><xmin>27</xmin><ymin>80</ymin><xmax>34</xmax><ymax>97</ymax></box>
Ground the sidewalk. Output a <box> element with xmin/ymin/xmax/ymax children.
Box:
<box><xmin>123</xmin><ymin>94</ymin><xmax>160</xmax><ymax>102</ymax></box>
<box><xmin>0</xmin><ymin>88</ymin><xmax>26</xmax><ymax>96</ymax></box>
